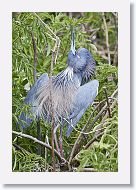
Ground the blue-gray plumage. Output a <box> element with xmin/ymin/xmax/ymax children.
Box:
<box><xmin>19</xmin><ymin>73</ymin><xmax>49</xmax><ymax>127</ymax></box>
<box><xmin>19</xmin><ymin>29</ymin><xmax>99</xmax><ymax>138</ymax></box>
<box><xmin>66</xmin><ymin>79</ymin><xmax>99</xmax><ymax>137</ymax></box>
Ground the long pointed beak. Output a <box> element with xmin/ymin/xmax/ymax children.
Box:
<box><xmin>71</xmin><ymin>28</ymin><xmax>76</xmax><ymax>55</ymax></box>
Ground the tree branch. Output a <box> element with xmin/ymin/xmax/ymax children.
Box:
<box><xmin>31</xmin><ymin>32</ymin><xmax>37</xmax><ymax>83</ymax></box>
<box><xmin>12</xmin><ymin>130</ymin><xmax>67</xmax><ymax>163</ymax></box>
<box><xmin>34</xmin><ymin>13</ymin><xmax>57</xmax><ymax>41</ymax></box>
<box><xmin>49</xmin><ymin>37</ymin><xmax>60</xmax><ymax>171</ymax></box>
<box><xmin>102</xmin><ymin>12</ymin><xmax>111</xmax><ymax>65</ymax></box>
<box><xmin>84</xmin><ymin>132</ymin><xmax>104</xmax><ymax>149</ymax></box>
<box><xmin>103</xmin><ymin>86</ymin><xmax>112</xmax><ymax>118</ymax></box>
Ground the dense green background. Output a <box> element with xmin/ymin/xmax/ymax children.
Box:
<box><xmin>12</xmin><ymin>12</ymin><xmax>118</xmax><ymax>172</ymax></box>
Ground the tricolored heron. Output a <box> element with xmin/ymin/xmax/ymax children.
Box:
<box><xmin>19</xmin><ymin>28</ymin><xmax>99</xmax><ymax>156</ymax></box>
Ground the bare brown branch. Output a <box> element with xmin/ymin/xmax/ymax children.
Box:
<box><xmin>12</xmin><ymin>130</ymin><xmax>67</xmax><ymax>163</ymax></box>
<box><xmin>31</xmin><ymin>32</ymin><xmax>37</xmax><ymax>83</ymax></box>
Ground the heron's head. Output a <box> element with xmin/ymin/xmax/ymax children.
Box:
<box><xmin>67</xmin><ymin>27</ymin><xmax>96</xmax><ymax>82</ymax></box>
<box><xmin>67</xmin><ymin>47</ymin><xmax>96</xmax><ymax>83</ymax></box>
<box><xmin>67</xmin><ymin>28</ymin><xmax>96</xmax><ymax>82</ymax></box>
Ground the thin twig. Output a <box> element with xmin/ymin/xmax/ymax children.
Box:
<box><xmin>48</xmin><ymin>70</ymin><xmax>55</xmax><ymax>171</ymax></box>
<box><xmin>13</xmin><ymin>143</ymin><xmax>30</xmax><ymax>155</ymax></box>
<box><xmin>54</xmin><ymin>37</ymin><xmax>60</xmax><ymax>65</ymax></box>
<box><xmin>84</xmin><ymin>132</ymin><xmax>104</xmax><ymax>149</ymax></box>
<box><xmin>31</xmin><ymin>32</ymin><xmax>37</xmax><ymax>82</ymax></box>
<box><xmin>34</xmin><ymin>13</ymin><xmax>57</xmax><ymax>41</ymax></box>
<box><xmin>102</xmin><ymin>97</ymin><xmax>118</xmax><ymax>122</ymax></box>
<box><xmin>12</xmin><ymin>130</ymin><xmax>67</xmax><ymax>163</ymax></box>
<box><xmin>49</xmin><ymin>51</ymin><xmax>56</xmax><ymax>171</ymax></box>
<box><xmin>103</xmin><ymin>87</ymin><xmax>112</xmax><ymax>118</ymax></box>
<box><xmin>54</xmin><ymin>124</ymin><xmax>60</xmax><ymax>154</ymax></box>
<box><xmin>113</xmin><ymin>43</ymin><xmax>118</xmax><ymax>66</ymax></box>
<box><xmin>90</xmin><ymin>28</ymin><xmax>100</xmax><ymax>39</ymax></box>
<box><xmin>112</xmin><ymin>12</ymin><xmax>118</xmax><ymax>66</ymax></box>
<box><xmin>102</xmin><ymin>12</ymin><xmax>111</xmax><ymax>65</ymax></box>
<box><xmin>51</xmin><ymin>107</ymin><xmax>55</xmax><ymax>171</ymax></box>
<box><xmin>63</xmin><ymin>118</ymin><xmax>109</xmax><ymax>135</ymax></box>
<box><xmin>45</xmin><ymin>135</ymin><xmax>49</xmax><ymax>171</ymax></box>
<box><xmin>82</xmin><ymin>100</ymin><xmax>105</xmax><ymax>129</ymax></box>
<box><xmin>49</xmin><ymin>28</ymin><xmax>60</xmax><ymax>172</ymax></box>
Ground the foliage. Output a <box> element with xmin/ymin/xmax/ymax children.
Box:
<box><xmin>12</xmin><ymin>12</ymin><xmax>118</xmax><ymax>172</ymax></box>
<box><xmin>76</xmin><ymin>114</ymin><xmax>118</xmax><ymax>172</ymax></box>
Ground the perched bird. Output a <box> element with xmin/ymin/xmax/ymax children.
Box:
<box><xmin>19</xmin><ymin>29</ymin><xmax>99</xmax><ymax>142</ymax></box>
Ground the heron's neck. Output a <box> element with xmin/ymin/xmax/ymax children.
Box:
<box><xmin>53</xmin><ymin>66</ymin><xmax>82</xmax><ymax>89</ymax></box>
<box><xmin>74</xmin><ymin>72</ymin><xmax>82</xmax><ymax>84</ymax></box>
<box><xmin>63</xmin><ymin>66</ymin><xmax>82</xmax><ymax>86</ymax></box>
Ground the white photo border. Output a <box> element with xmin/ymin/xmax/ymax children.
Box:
<box><xmin>0</xmin><ymin>0</ymin><xmax>130</xmax><ymax>184</ymax></box>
